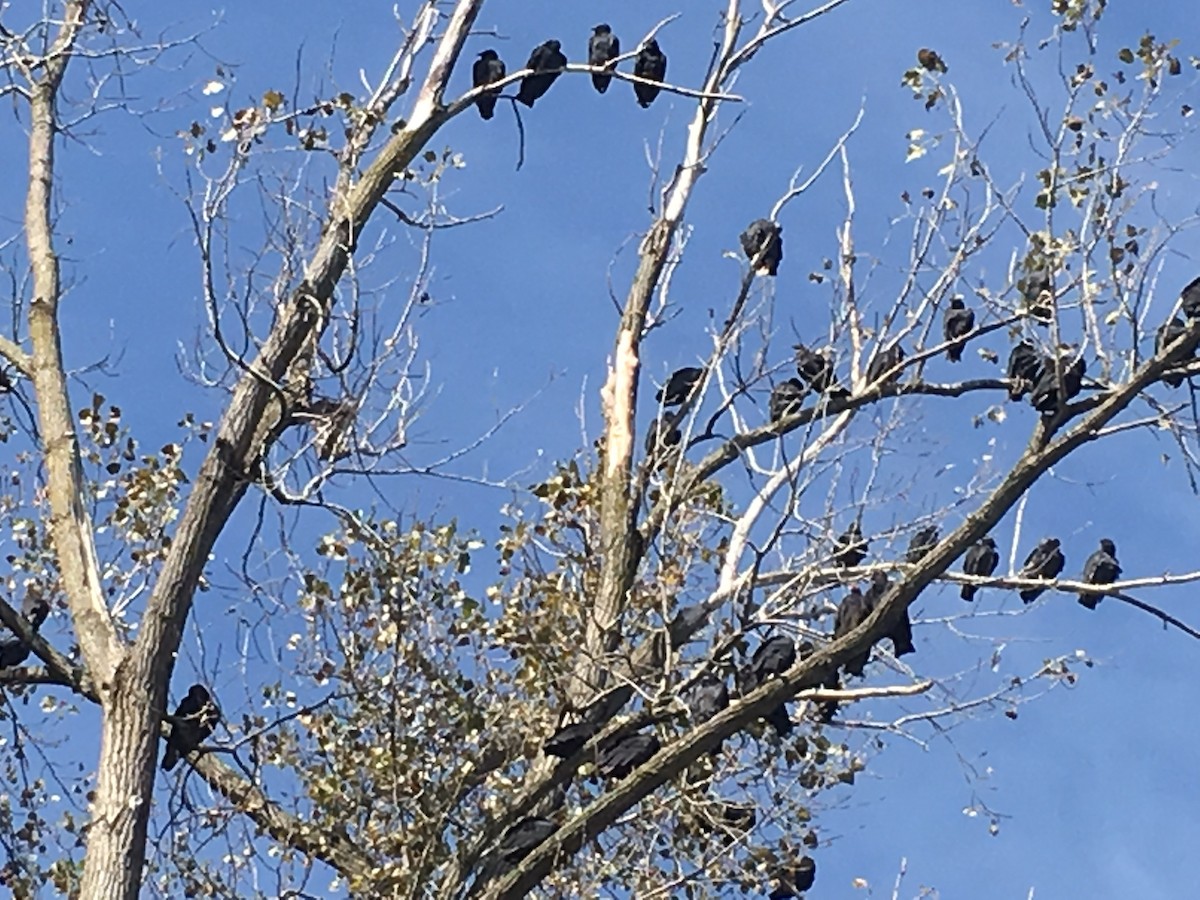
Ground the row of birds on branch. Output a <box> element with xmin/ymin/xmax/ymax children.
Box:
<box><xmin>646</xmin><ymin>270</ymin><xmax>1200</xmax><ymax>456</ymax></box>
<box><xmin>471</xmin><ymin>26</ymin><xmax>668</xmax><ymax>119</ymax></box>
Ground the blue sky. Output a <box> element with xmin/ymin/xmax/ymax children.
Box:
<box><xmin>5</xmin><ymin>0</ymin><xmax>1200</xmax><ymax>897</ymax></box>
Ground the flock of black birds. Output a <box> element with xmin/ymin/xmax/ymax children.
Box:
<box><xmin>470</xmin><ymin>25</ymin><xmax>668</xmax><ymax>119</ymax></box>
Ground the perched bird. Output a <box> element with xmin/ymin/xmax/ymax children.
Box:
<box><xmin>1017</xmin><ymin>263</ymin><xmax>1054</xmax><ymax>321</ymax></box>
<box><xmin>587</xmin><ymin>24</ymin><xmax>619</xmax><ymax>94</ymax></box>
<box><xmin>793</xmin><ymin>343</ymin><xmax>844</xmax><ymax>395</ymax></box>
<box><xmin>769</xmin><ymin>378</ymin><xmax>806</xmax><ymax>422</ymax></box>
<box><xmin>833</xmin><ymin>586</ymin><xmax>871</xmax><ymax>677</ymax></box>
<box><xmin>596</xmin><ymin>732</ymin><xmax>660</xmax><ymax>779</ymax></box>
<box><xmin>740</xmin><ymin>219</ymin><xmax>783</xmax><ymax>276</ymax></box>
<box><xmin>162</xmin><ymin>684</ymin><xmax>221</xmax><ymax>771</ymax></box>
<box><xmin>1156</xmin><ymin>317</ymin><xmax>1192</xmax><ymax>388</ymax></box>
<box><xmin>744</xmin><ymin>635</ymin><xmax>796</xmax><ymax>736</ymax></box>
<box><xmin>656</xmin><ymin>366</ymin><xmax>702</xmax><ymax>407</ymax></box>
<box><xmin>497</xmin><ymin>817</ymin><xmax>556</xmax><ymax>865</ymax></box>
<box><xmin>832</xmin><ymin>524</ymin><xmax>868</xmax><ymax>568</ymax></box>
<box><xmin>865</xmin><ymin>570</ymin><xmax>914</xmax><ymax>657</ymax></box>
<box><xmin>517</xmin><ymin>40</ymin><xmax>567</xmax><ymax>107</ymax></box>
<box><xmin>543</xmin><ymin>721</ymin><xmax>597</xmax><ymax>758</ymax></box>
<box><xmin>1079</xmin><ymin>538</ymin><xmax>1121</xmax><ymax>610</ymax></box>
<box><xmin>645</xmin><ymin>416</ymin><xmax>681</xmax><ymax>466</ymax></box>
<box><xmin>685</xmin><ymin>673</ymin><xmax>729</xmax><ymax>724</ymax></box>
<box><xmin>942</xmin><ymin>298</ymin><xmax>975</xmax><ymax>362</ymax></box>
<box><xmin>769</xmin><ymin>856</ymin><xmax>817</xmax><ymax>899</ymax></box>
<box><xmin>633</xmin><ymin>39</ymin><xmax>667</xmax><ymax>107</ymax></box>
<box><xmin>917</xmin><ymin>47</ymin><xmax>947</xmax><ymax>73</ymax></box>
<box><xmin>906</xmin><ymin>525</ymin><xmax>940</xmax><ymax>564</ymax></box>
<box><xmin>799</xmin><ymin>639</ymin><xmax>840</xmax><ymax>724</ymax></box>
<box><xmin>1018</xmin><ymin>538</ymin><xmax>1065</xmax><ymax>604</ymax></box>
<box><xmin>1006</xmin><ymin>341</ymin><xmax>1042</xmax><ymax>401</ymax></box>
<box><xmin>1180</xmin><ymin>275</ymin><xmax>1200</xmax><ymax>320</ymax></box>
<box><xmin>866</xmin><ymin>343</ymin><xmax>906</xmax><ymax>386</ymax></box>
<box><xmin>718</xmin><ymin>803</ymin><xmax>757</xmax><ymax>834</ymax></box>
<box><xmin>0</xmin><ymin>594</ymin><xmax>51</xmax><ymax>669</ymax></box>
<box><xmin>471</xmin><ymin>50</ymin><xmax>506</xmax><ymax>120</ymax></box>
<box><xmin>961</xmin><ymin>536</ymin><xmax>1000</xmax><ymax>601</ymax></box>
<box><xmin>1029</xmin><ymin>354</ymin><xmax>1085</xmax><ymax>414</ymax></box>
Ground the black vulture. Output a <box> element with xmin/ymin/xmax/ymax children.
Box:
<box><xmin>744</xmin><ymin>635</ymin><xmax>796</xmax><ymax>736</ymax></box>
<box><xmin>1079</xmin><ymin>538</ymin><xmax>1121</xmax><ymax>610</ymax></box>
<box><xmin>1017</xmin><ymin>263</ymin><xmax>1054</xmax><ymax>321</ymax></box>
<box><xmin>740</xmin><ymin>219</ymin><xmax>783</xmax><ymax>276</ymax></box>
<box><xmin>1180</xmin><ymin>275</ymin><xmax>1200</xmax><ymax>320</ymax></box>
<box><xmin>516</xmin><ymin>40</ymin><xmax>567</xmax><ymax>107</ymax></box>
<box><xmin>596</xmin><ymin>732</ymin><xmax>660</xmax><ymax>779</ymax></box>
<box><xmin>471</xmin><ymin>50</ymin><xmax>506</xmax><ymax>120</ymax></box>
<box><xmin>645</xmin><ymin>417</ymin><xmax>681</xmax><ymax>467</ymax></box>
<box><xmin>961</xmin><ymin>536</ymin><xmax>1000</xmax><ymax>601</ymax></box>
<box><xmin>798</xmin><ymin>639</ymin><xmax>840</xmax><ymax>724</ymax></box>
<box><xmin>917</xmin><ymin>48</ymin><xmax>947</xmax><ymax>72</ymax></box>
<box><xmin>906</xmin><ymin>525</ymin><xmax>940</xmax><ymax>564</ymax></box>
<box><xmin>686</xmin><ymin>673</ymin><xmax>729</xmax><ymax>724</ymax></box>
<box><xmin>1018</xmin><ymin>538</ymin><xmax>1065</xmax><ymax>603</ymax></box>
<box><xmin>497</xmin><ymin>817</ymin><xmax>556</xmax><ymax>865</ymax></box>
<box><xmin>543</xmin><ymin>721</ymin><xmax>597</xmax><ymax>758</ymax></box>
<box><xmin>768</xmin><ymin>856</ymin><xmax>817</xmax><ymax>899</ymax></box>
<box><xmin>1156</xmin><ymin>317</ymin><xmax>1192</xmax><ymax>388</ymax></box>
<box><xmin>632</xmin><ymin>40</ymin><xmax>667</xmax><ymax>107</ymax></box>
<box><xmin>833</xmin><ymin>586</ymin><xmax>871</xmax><ymax>677</ymax></box>
<box><xmin>769</xmin><ymin>379</ymin><xmax>806</xmax><ymax>422</ymax></box>
<box><xmin>1029</xmin><ymin>355</ymin><xmax>1085</xmax><ymax>414</ymax></box>
<box><xmin>587</xmin><ymin>24</ymin><xmax>619</xmax><ymax>94</ymax></box>
<box><xmin>865</xmin><ymin>570</ymin><xmax>914</xmax><ymax>657</ymax></box>
<box><xmin>832</xmin><ymin>524</ymin><xmax>868</xmax><ymax>568</ymax></box>
<box><xmin>656</xmin><ymin>366</ymin><xmax>703</xmax><ymax>407</ymax></box>
<box><xmin>866</xmin><ymin>343</ymin><xmax>905</xmax><ymax>386</ymax></box>
<box><xmin>942</xmin><ymin>297</ymin><xmax>975</xmax><ymax>362</ymax></box>
<box><xmin>1006</xmin><ymin>341</ymin><xmax>1042</xmax><ymax>401</ymax></box>
<box><xmin>0</xmin><ymin>595</ymin><xmax>50</xmax><ymax>669</ymax></box>
<box><xmin>793</xmin><ymin>343</ymin><xmax>844</xmax><ymax>395</ymax></box>
<box><xmin>162</xmin><ymin>684</ymin><xmax>221</xmax><ymax>771</ymax></box>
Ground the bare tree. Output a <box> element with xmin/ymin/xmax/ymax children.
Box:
<box><xmin>0</xmin><ymin>0</ymin><xmax>1197</xmax><ymax>897</ymax></box>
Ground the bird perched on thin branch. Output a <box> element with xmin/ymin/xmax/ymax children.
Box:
<box><xmin>1006</xmin><ymin>341</ymin><xmax>1042</xmax><ymax>401</ymax></box>
<box><xmin>769</xmin><ymin>378</ymin><xmax>805</xmax><ymax>422</ymax></box>
<box><xmin>832</xmin><ymin>523</ymin><xmax>868</xmax><ymax>567</ymax></box>
<box><xmin>596</xmin><ymin>732</ymin><xmax>660</xmax><ymax>779</ymax></box>
<box><xmin>961</xmin><ymin>536</ymin><xmax>1000</xmax><ymax>601</ymax></box>
<box><xmin>1018</xmin><ymin>538</ymin><xmax>1065</xmax><ymax>603</ymax></box>
<box><xmin>0</xmin><ymin>594</ymin><xmax>51</xmax><ymax>669</ymax></box>
<box><xmin>1180</xmin><ymin>275</ymin><xmax>1200</xmax><ymax>320</ymax></box>
<box><xmin>517</xmin><ymin>40</ymin><xmax>567</xmax><ymax>107</ymax></box>
<box><xmin>471</xmin><ymin>50</ymin><xmax>506</xmax><ymax>120</ymax></box>
<box><xmin>917</xmin><ymin>47</ymin><xmax>947</xmax><ymax>73</ymax></box>
<box><xmin>942</xmin><ymin>297</ymin><xmax>975</xmax><ymax>362</ymax></box>
<box><xmin>793</xmin><ymin>343</ymin><xmax>845</xmax><ymax>396</ymax></box>
<box><xmin>162</xmin><ymin>684</ymin><xmax>221</xmax><ymax>771</ymax></box>
<box><xmin>742</xmin><ymin>635</ymin><xmax>796</xmax><ymax>736</ymax></box>
<box><xmin>633</xmin><ymin>39</ymin><xmax>667</xmax><ymax>107</ymax></box>
<box><xmin>685</xmin><ymin>672</ymin><xmax>729</xmax><ymax>725</ymax></box>
<box><xmin>543</xmin><ymin>721</ymin><xmax>597</xmax><ymax>758</ymax></box>
<box><xmin>866</xmin><ymin>342</ymin><xmax>906</xmax><ymax>386</ymax></box>
<box><xmin>740</xmin><ymin>219</ymin><xmax>783</xmax><ymax>276</ymax></box>
<box><xmin>1017</xmin><ymin>261</ymin><xmax>1054</xmax><ymax>321</ymax></box>
<box><xmin>1156</xmin><ymin>317</ymin><xmax>1192</xmax><ymax>388</ymax></box>
<box><xmin>768</xmin><ymin>856</ymin><xmax>817</xmax><ymax>899</ymax></box>
<box><xmin>864</xmin><ymin>570</ymin><xmax>914</xmax><ymax>657</ymax></box>
<box><xmin>587</xmin><ymin>24</ymin><xmax>619</xmax><ymax>94</ymax></box>
<box><xmin>656</xmin><ymin>366</ymin><xmax>702</xmax><ymax>407</ymax></box>
<box><xmin>1079</xmin><ymin>538</ymin><xmax>1121</xmax><ymax>610</ymax></box>
<box><xmin>834</xmin><ymin>586</ymin><xmax>871</xmax><ymax>677</ymax></box>
<box><xmin>645</xmin><ymin>416</ymin><xmax>681</xmax><ymax>469</ymax></box>
<box><xmin>906</xmin><ymin>525</ymin><xmax>940</xmax><ymax>564</ymax></box>
<box><xmin>1029</xmin><ymin>354</ymin><xmax>1085</xmax><ymax>414</ymax></box>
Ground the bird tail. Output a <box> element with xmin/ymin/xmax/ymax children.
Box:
<box><xmin>161</xmin><ymin>746</ymin><xmax>179</xmax><ymax>771</ymax></box>
<box><xmin>1019</xmin><ymin>589</ymin><xmax>1040</xmax><ymax>604</ymax></box>
<box><xmin>1077</xmin><ymin>595</ymin><xmax>1101</xmax><ymax>611</ymax></box>
<box><xmin>592</xmin><ymin>74</ymin><xmax>611</xmax><ymax>93</ymax></box>
<box><xmin>960</xmin><ymin>584</ymin><xmax>977</xmax><ymax>601</ymax></box>
<box><xmin>947</xmin><ymin>345</ymin><xmax>963</xmax><ymax>362</ymax></box>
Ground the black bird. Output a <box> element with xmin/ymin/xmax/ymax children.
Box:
<box><xmin>1079</xmin><ymin>538</ymin><xmax>1121</xmax><ymax>610</ymax></box>
<box><xmin>740</xmin><ymin>219</ymin><xmax>783</xmax><ymax>276</ymax></box>
<box><xmin>471</xmin><ymin>50</ymin><xmax>506</xmax><ymax>120</ymax></box>
<box><xmin>917</xmin><ymin>47</ymin><xmax>947</xmax><ymax>73</ymax></box>
<box><xmin>832</xmin><ymin>524</ymin><xmax>868</xmax><ymax>567</ymax></box>
<box><xmin>718</xmin><ymin>803</ymin><xmax>757</xmax><ymax>834</ymax></box>
<box><xmin>744</xmin><ymin>635</ymin><xmax>796</xmax><ymax>736</ymax></box>
<box><xmin>162</xmin><ymin>684</ymin><xmax>221</xmax><ymax>771</ymax></box>
<box><xmin>793</xmin><ymin>343</ymin><xmax>843</xmax><ymax>394</ymax></box>
<box><xmin>1006</xmin><ymin>341</ymin><xmax>1042</xmax><ymax>401</ymax></box>
<box><xmin>866</xmin><ymin>342</ymin><xmax>905</xmax><ymax>386</ymax></box>
<box><xmin>1029</xmin><ymin>354</ymin><xmax>1085</xmax><ymax>414</ymax></box>
<box><xmin>865</xmin><ymin>570</ymin><xmax>914</xmax><ymax>657</ymax></box>
<box><xmin>517</xmin><ymin>40</ymin><xmax>567</xmax><ymax>107</ymax></box>
<box><xmin>543</xmin><ymin>721</ymin><xmax>597</xmax><ymax>758</ymax></box>
<box><xmin>1018</xmin><ymin>263</ymin><xmax>1054</xmax><ymax>321</ymax></box>
<box><xmin>769</xmin><ymin>378</ymin><xmax>806</xmax><ymax>422</ymax></box>
<box><xmin>906</xmin><ymin>526</ymin><xmax>940</xmax><ymax>564</ymax></box>
<box><xmin>943</xmin><ymin>298</ymin><xmax>975</xmax><ymax>362</ymax></box>
<box><xmin>798</xmin><ymin>639</ymin><xmax>841</xmax><ymax>724</ymax></box>
<box><xmin>833</xmin><ymin>586</ymin><xmax>871</xmax><ymax>677</ymax></box>
<box><xmin>961</xmin><ymin>536</ymin><xmax>1000</xmax><ymax>601</ymax></box>
<box><xmin>633</xmin><ymin>39</ymin><xmax>667</xmax><ymax>107</ymax></box>
<box><xmin>1156</xmin><ymin>317</ymin><xmax>1191</xmax><ymax>388</ymax></box>
<box><xmin>1181</xmin><ymin>275</ymin><xmax>1200</xmax><ymax>320</ymax></box>
<box><xmin>596</xmin><ymin>732</ymin><xmax>660</xmax><ymax>779</ymax></box>
<box><xmin>0</xmin><ymin>594</ymin><xmax>50</xmax><ymax>669</ymax></box>
<box><xmin>769</xmin><ymin>856</ymin><xmax>817</xmax><ymax>899</ymax></box>
<box><xmin>645</xmin><ymin>417</ymin><xmax>681</xmax><ymax>465</ymax></box>
<box><xmin>587</xmin><ymin>24</ymin><xmax>619</xmax><ymax>94</ymax></box>
<box><xmin>497</xmin><ymin>817</ymin><xmax>556</xmax><ymax>865</ymax></box>
<box><xmin>656</xmin><ymin>366</ymin><xmax>702</xmax><ymax>406</ymax></box>
<box><xmin>1018</xmin><ymin>538</ymin><xmax>1065</xmax><ymax>604</ymax></box>
<box><xmin>686</xmin><ymin>672</ymin><xmax>729</xmax><ymax>724</ymax></box>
